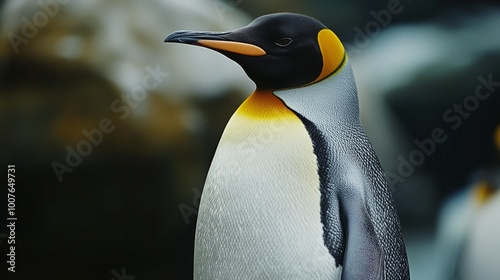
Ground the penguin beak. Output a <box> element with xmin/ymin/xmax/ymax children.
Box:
<box><xmin>164</xmin><ymin>30</ymin><xmax>267</xmax><ymax>57</ymax></box>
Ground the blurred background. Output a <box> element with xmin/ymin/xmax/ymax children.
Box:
<box><xmin>0</xmin><ymin>0</ymin><xmax>499</xmax><ymax>279</ymax></box>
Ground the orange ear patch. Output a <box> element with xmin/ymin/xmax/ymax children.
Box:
<box><xmin>312</xmin><ymin>29</ymin><xmax>345</xmax><ymax>83</ymax></box>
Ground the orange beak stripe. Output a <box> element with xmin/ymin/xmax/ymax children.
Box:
<box><xmin>199</xmin><ymin>40</ymin><xmax>267</xmax><ymax>57</ymax></box>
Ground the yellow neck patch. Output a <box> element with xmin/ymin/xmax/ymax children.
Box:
<box><xmin>474</xmin><ymin>181</ymin><xmax>496</xmax><ymax>204</ymax></box>
<box><xmin>235</xmin><ymin>90</ymin><xmax>297</xmax><ymax>120</ymax></box>
<box><xmin>312</xmin><ymin>29</ymin><xmax>345</xmax><ymax>83</ymax></box>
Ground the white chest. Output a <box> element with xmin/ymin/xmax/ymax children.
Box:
<box><xmin>194</xmin><ymin>91</ymin><xmax>340</xmax><ymax>279</ymax></box>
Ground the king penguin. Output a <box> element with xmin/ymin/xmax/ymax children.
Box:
<box><xmin>165</xmin><ymin>12</ymin><xmax>409</xmax><ymax>279</ymax></box>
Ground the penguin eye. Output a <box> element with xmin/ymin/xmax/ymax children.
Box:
<box><xmin>275</xmin><ymin>37</ymin><xmax>293</xmax><ymax>47</ymax></box>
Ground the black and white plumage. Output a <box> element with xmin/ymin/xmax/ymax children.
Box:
<box><xmin>165</xmin><ymin>12</ymin><xmax>409</xmax><ymax>279</ymax></box>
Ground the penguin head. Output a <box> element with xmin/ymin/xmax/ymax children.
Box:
<box><xmin>165</xmin><ymin>13</ymin><xmax>345</xmax><ymax>90</ymax></box>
